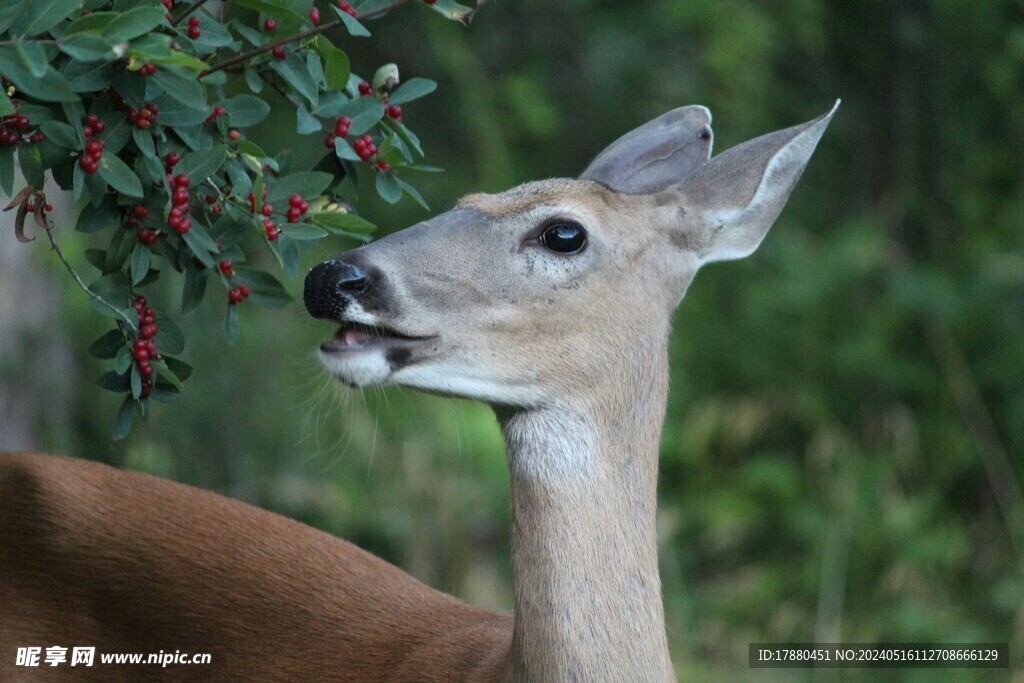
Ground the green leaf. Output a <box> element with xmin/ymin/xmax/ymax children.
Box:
<box><xmin>267</xmin><ymin>171</ymin><xmax>333</xmax><ymax>204</ymax></box>
<box><xmin>151</xmin><ymin>67</ymin><xmax>206</xmax><ymax>108</ymax></box>
<box><xmin>59</xmin><ymin>33</ymin><xmax>118</xmax><ymax>62</ymax></box>
<box><xmin>0</xmin><ymin>147</ymin><xmax>13</xmax><ymax>197</ymax></box>
<box><xmin>9</xmin><ymin>0</ymin><xmax>82</xmax><ymax>38</ymax></box>
<box><xmin>88</xmin><ymin>329</ymin><xmax>125</xmax><ymax>359</ymax></box>
<box><xmin>103</xmin><ymin>5</ymin><xmax>167</xmax><ymax>42</ymax></box>
<box><xmin>150</xmin><ymin>358</ymin><xmax>184</xmax><ymax>391</ymax></box>
<box><xmin>296</xmin><ymin>105</ymin><xmax>321</xmax><ymax>134</ymax></box>
<box><xmin>17</xmin><ymin>145</ymin><xmax>44</xmax><ymax>188</ymax></box>
<box><xmin>176</xmin><ymin>145</ymin><xmax>227</xmax><ymax>183</ymax></box>
<box><xmin>271</xmin><ymin>52</ymin><xmax>319</xmax><ymax>106</ymax></box>
<box><xmin>181</xmin><ymin>263</ymin><xmax>208</xmax><ymax>313</ymax></box>
<box><xmin>39</xmin><ymin>121</ymin><xmax>78</xmax><ymax>149</ymax></box>
<box><xmin>229</xmin><ymin>0</ymin><xmax>307</xmax><ymax>19</ymax></box>
<box><xmin>233</xmin><ymin>266</ymin><xmax>293</xmax><ymax>307</ymax></box>
<box><xmin>163</xmin><ymin>356</ymin><xmax>194</xmax><ymax>382</ymax></box>
<box><xmin>63</xmin><ymin>10</ymin><xmax>117</xmax><ymax>35</ymax></box>
<box><xmin>333</xmin><ymin>136</ymin><xmax>360</xmax><ymax>161</ymax></box>
<box><xmin>130</xmin><ymin>242</ymin><xmax>150</xmax><ymax>285</ymax></box>
<box><xmin>331</xmin><ymin>5</ymin><xmax>370</xmax><ymax>37</ymax></box>
<box><xmin>115</xmin><ymin>345</ymin><xmax>132</xmax><ymax>375</ymax></box>
<box><xmin>314</xmin><ymin>36</ymin><xmax>350</xmax><ymax>91</ymax></box>
<box><xmin>388</xmin><ymin>77</ymin><xmax>437</xmax><ymax>106</ymax></box>
<box><xmin>98</xmin><ymin>153</ymin><xmax>143</xmax><ymax>198</ymax></box>
<box><xmin>130</xmin><ymin>363</ymin><xmax>142</xmax><ymax>399</ymax></box>
<box><xmin>387</xmin><ymin>119</ymin><xmax>423</xmax><ymax>157</ymax></box>
<box><xmin>347</xmin><ymin>99</ymin><xmax>384</xmax><ymax>136</ymax></box>
<box><xmin>0</xmin><ymin>47</ymin><xmax>79</xmax><ymax>102</ymax></box>
<box><xmin>426</xmin><ymin>0</ymin><xmax>474</xmax><ymax>23</ymax></box>
<box><xmin>75</xmin><ymin>195</ymin><xmax>119</xmax><ymax>232</ymax></box>
<box><xmin>375</xmin><ymin>170</ymin><xmax>402</xmax><ymax>204</ymax></box>
<box><xmin>311</xmin><ymin>211</ymin><xmax>376</xmax><ymax>234</ymax></box>
<box><xmin>98</xmin><ymin>370</ymin><xmax>130</xmax><ymax>392</ymax></box>
<box><xmin>244</xmin><ymin>69</ymin><xmax>264</xmax><ymax>94</ymax></box>
<box><xmin>148</xmin><ymin>49</ymin><xmax>208</xmax><ymax>73</ymax></box>
<box><xmin>280</xmin><ymin>223</ymin><xmax>328</xmax><ymax>240</ymax></box>
<box><xmin>395</xmin><ymin>175</ymin><xmax>430</xmax><ymax>211</ymax></box>
<box><xmin>0</xmin><ymin>89</ymin><xmax>13</xmax><ymax>117</ymax></box>
<box><xmin>15</xmin><ymin>41</ymin><xmax>48</xmax><ymax>78</ymax></box>
<box><xmin>224</xmin><ymin>302</ymin><xmax>239</xmax><ymax>344</ymax></box>
<box><xmin>132</xmin><ymin>126</ymin><xmax>155</xmax><ymax>157</ymax></box>
<box><xmin>112</xmin><ymin>395</ymin><xmax>135</xmax><ymax>440</ymax></box>
<box><xmin>223</xmin><ymin>94</ymin><xmax>270</xmax><ymax>127</ymax></box>
<box><xmin>154</xmin><ymin>311</ymin><xmax>185</xmax><ymax>355</ymax></box>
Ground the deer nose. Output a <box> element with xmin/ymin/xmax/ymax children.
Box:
<box><xmin>304</xmin><ymin>259</ymin><xmax>370</xmax><ymax>320</ymax></box>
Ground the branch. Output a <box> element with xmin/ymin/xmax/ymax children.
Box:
<box><xmin>203</xmin><ymin>0</ymin><xmax>410</xmax><ymax>76</ymax></box>
<box><xmin>43</xmin><ymin>220</ymin><xmax>137</xmax><ymax>329</ymax></box>
<box><xmin>170</xmin><ymin>0</ymin><xmax>207</xmax><ymax>26</ymax></box>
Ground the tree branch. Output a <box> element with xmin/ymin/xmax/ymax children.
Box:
<box><xmin>203</xmin><ymin>0</ymin><xmax>410</xmax><ymax>76</ymax></box>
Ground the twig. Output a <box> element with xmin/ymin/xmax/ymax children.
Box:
<box><xmin>0</xmin><ymin>39</ymin><xmax>57</xmax><ymax>47</ymax></box>
<box><xmin>170</xmin><ymin>0</ymin><xmax>208</xmax><ymax>26</ymax></box>
<box><xmin>43</xmin><ymin>221</ymin><xmax>136</xmax><ymax>328</ymax></box>
<box><xmin>203</xmin><ymin>0</ymin><xmax>410</xmax><ymax>76</ymax></box>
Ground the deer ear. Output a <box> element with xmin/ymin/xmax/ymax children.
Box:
<box><xmin>679</xmin><ymin>100</ymin><xmax>839</xmax><ymax>264</ymax></box>
<box><xmin>580</xmin><ymin>105</ymin><xmax>714</xmax><ymax>194</ymax></box>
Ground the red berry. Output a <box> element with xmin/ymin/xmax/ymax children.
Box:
<box><xmin>188</xmin><ymin>26</ymin><xmax>200</xmax><ymax>39</ymax></box>
<box><xmin>140</xmin><ymin>324</ymin><xmax>158</xmax><ymax>340</ymax></box>
<box><xmin>239</xmin><ymin>285</ymin><xmax>251</xmax><ymax>298</ymax></box>
<box><xmin>80</xmin><ymin>157</ymin><xmax>98</xmax><ymax>174</ymax></box>
<box><xmin>141</xmin><ymin>64</ymin><xmax>156</xmax><ymax>76</ymax></box>
<box><xmin>138</xmin><ymin>361</ymin><xmax>154</xmax><ymax>378</ymax></box>
<box><xmin>288</xmin><ymin>194</ymin><xmax>304</xmax><ymax>208</ymax></box>
<box><xmin>164</xmin><ymin>152</ymin><xmax>181</xmax><ymax>168</ymax></box>
<box><xmin>82</xmin><ymin>124</ymin><xmax>93</xmax><ymax>138</ymax></box>
<box><xmin>44</xmin><ymin>203</ymin><xmax>53</xmax><ymax>212</ymax></box>
<box><xmin>85</xmin><ymin>140</ymin><xmax>103</xmax><ymax>156</ymax></box>
<box><xmin>261</xmin><ymin>203</ymin><xmax>273</xmax><ymax>217</ymax></box>
<box><xmin>358</xmin><ymin>81</ymin><xmax>372</xmax><ymax>96</ymax></box>
<box><xmin>287</xmin><ymin>206</ymin><xmax>301</xmax><ymax>223</ymax></box>
<box><xmin>272</xmin><ymin>45</ymin><xmax>286</xmax><ymax>60</ymax></box>
<box><xmin>176</xmin><ymin>217</ymin><xmax>192</xmax><ymax>234</ymax></box>
<box><xmin>219</xmin><ymin>260</ymin><xmax>233</xmax><ymax>275</ymax></box>
<box><xmin>188</xmin><ymin>16</ymin><xmax>199</xmax><ymax>26</ymax></box>
<box><xmin>424</xmin><ymin>0</ymin><xmax>437</xmax><ymax>4</ymax></box>
<box><xmin>387</xmin><ymin>105</ymin><xmax>402</xmax><ymax>121</ymax></box>
<box><xmin>229</xmin><ymin>129</ymin><xmax>240</xmax><ymax>141</ymax></box>
<box><xmin>212</xmin><ymin>204</ymin><xmax>222</xmax><ymax>214</ymax></box>
<box><xmin>174</xmin><ymin>174</ymin><xmax>190</xmax><ymax>188</ymax></box>
<box><xmin>204</xmin><ymin>195</ymin><xmax>217</xmax><ymax>205</ymax></box>
<box><xmin>309</xmin><ymin>6</ymin><xmax>320</xmax><ymax>24</ymax></box>
<box><xmin>338</xmin><ymin>1</ymin><xmax>357</xmax><ymax>17</ymax></box>
<box><xmin>376</xmin><ymin>160</ymin><xmax>391</xmax><ymax>172</ymax></box>
<box><xmin>172</xmin><ymin>187</ymin><xmax>190</xmax><ymax>206</ymax></box>
<box><xmin>134</xmin><ymin>204</ymin><xmax>149</xmax><ymax>218</ymax></box>
<box><xmin>29</xmin><ymin>131</ymin><xmax>44</xmax><ymax>143</ymax></box>
<box><xmin>324</xmin><ymin>134</ymin><xmax>337</xmax><ymax>148</ymax></box>
<box><xmin>228</xmin><ymin>288</ymin><xmax>244</xmax><ymax>303</ymax></box>
<box><xmin>264</xmin><ymin>18</ymin><xmax>277</xmax><ymax>32</ymax></box>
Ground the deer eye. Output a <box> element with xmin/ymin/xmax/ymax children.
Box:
<box><xmin>539</xmin><ymin>221</ymin><xmax>587</xmax><ymax>254</ymax></box>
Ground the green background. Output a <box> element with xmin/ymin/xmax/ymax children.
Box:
<box><xmin>2</xmin><ymin>1</ymin><xmax>1022</xmax><ymax>680</ymax></box>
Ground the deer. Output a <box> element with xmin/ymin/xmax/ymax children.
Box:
<box><xmin>0</xmin><ymin>100</ymin><xmax>837</xmax><ymax>681</ymax></box>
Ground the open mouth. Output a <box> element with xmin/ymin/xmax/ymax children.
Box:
<box><xmin>320</xmin><ymin>322</ymin><xmax>434</xmax><ymax>353</ymax></box>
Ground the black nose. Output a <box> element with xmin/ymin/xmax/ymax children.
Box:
<box><xmin>304</xmin><ymin>259</ymin><xmax>370</xmax><ymax>320</ymax></box>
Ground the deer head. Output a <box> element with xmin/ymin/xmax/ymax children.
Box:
<box><xmin>304</xmin><ymin>101</ymin><xmax>838</xmax><ymax>412</ymax></box>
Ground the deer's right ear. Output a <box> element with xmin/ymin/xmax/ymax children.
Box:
<box><xmin>677</xmin><ymin>100</ymin><xmax>839</xmax><ymax>265</ymax></box>
<box><xmin>580</xmin><ymin>105</ymin><xmax>713</xmax><ymax>194</ymax></box>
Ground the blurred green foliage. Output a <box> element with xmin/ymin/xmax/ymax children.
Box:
<box><xmin>3</xmin><ymin>1</ymin><xmax>1023</xmax><ymax>680</ymax></box>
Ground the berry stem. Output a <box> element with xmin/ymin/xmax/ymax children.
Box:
<box><xmin>202</xmin><ymin>0</ymin><xmax>411</xmax><ymax>75</ymax></box>
<box><xmin>170</xmin><ymin>0</ymin><xmax>207</xmax><ymax>26</ymax></box>
<box><xmin>39</xmin><ymin>212</ymin><xmax>137</xmax><ymax>328</ymax></box>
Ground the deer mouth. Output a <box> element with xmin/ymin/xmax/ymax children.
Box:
<box><xmin>320</xmin><ymin>322</ymin><xmax>435</xmax><ymax>354</ymax></box>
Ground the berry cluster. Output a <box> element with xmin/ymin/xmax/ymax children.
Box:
<box><xmin>161</xmin><ymin>0</ymin><xmax>174</xmax><ymax>18</ymax></box>
<box><xmin>132</xmin><ymin>205</ymin><xmax>161</xmax><ymax>246</ymax></box>
<box><xmin>128</xmin><ymin>103</ymin><xmax>158</xmax><ymax>129</ymax></box>
<box><xmin>139</xmin><ymin>63</ymin><xmax>157</xmax><ymax>76</ymax></box>
<box><xmin>207</xmin><ymin>105</ymin><xmax>227</xmax><ymax>123</ymax></box>
<box><xmin>167</xmin><ymin>174</ymin><xmax>192</xmax><ymax>235</ymax></box>
<box><xmin>218</xmin><ymin>260</ymin><xmax>252</xmax><ymax>304</ymax></box>
<box><xmin>353</xmin><ymin>134</ymin><xmax>377</xmax><ymax>161</ymax></box>
<box><xmin>338</xmin><ymin>1</ymin><xmax>358</xmax><ymax>17</ymax></box>
<box><xmin>187</xmin><ymin>16</ymin><xmax>201</xmax><ymax>40</ymax></box>
<box><xmin>132</xmin><ymin>296</ymin><xmax>159</xmax><ymax>399</ymax></box>
<box><xmin>82</xmin><ymin>113</ymin><xmax>106</xmax><ymax>138</ymax></box>
<box><xmin>323</xmin><ymin>115</ymin><xmax>351</xmax><ymax>148</ymax></box>
<box><xmin>79</xmin><ymin>139</ymin><xmax>105</xmax><ymax>174</ymax></box>
<box><xmin>0</xmin><ymin>112</ymin><xmax>31</xmax><ymax>147</ymax></box>
<box><xmin>310</xmin><ymin>6</ymin><xmax>320</xmax><ymax>25</ymax></box>
<box><xmin>287</xmin><ymin>193</ymin><xmax>309</xmax><ymax>223</ymax></box>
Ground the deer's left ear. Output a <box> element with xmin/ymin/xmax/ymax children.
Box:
<box><xmin>580</xmin><ymin>105</ymin><xmax>714</xmax><ymax>194</ymax></box>
<box><xmin>676</xmin><ymin>100</ymin><xmax>839</xmax><ymax>265</ymax></box>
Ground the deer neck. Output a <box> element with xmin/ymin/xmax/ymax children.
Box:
<box><xmin>497</xmin><ymin>338</ymin><xmax>674</xmax><ymax>682</ymax></box>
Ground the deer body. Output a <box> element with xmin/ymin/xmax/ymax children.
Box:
<box><xmin>1</xmin><ymin>102</ymin><xmax>836</xmax><ymax>681</ymax></box>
